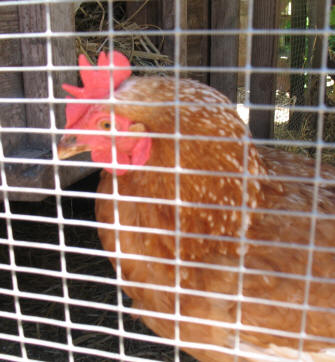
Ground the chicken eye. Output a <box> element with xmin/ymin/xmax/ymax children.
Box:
<box><xmin>100</xmin><ymin>120</ymin><xmax>111</xmax><ymax>131</ymax></box>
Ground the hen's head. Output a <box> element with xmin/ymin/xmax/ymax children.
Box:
<box><xmin>58</xmin><ymin>51</ymin><xmax>152</xmax><ymax>175</ymax></box>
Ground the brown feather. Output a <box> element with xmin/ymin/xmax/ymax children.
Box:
<box><xmin>94</xmin><ymin>76</ymin><xmax>335</xmax><ymax>361</ymax></box>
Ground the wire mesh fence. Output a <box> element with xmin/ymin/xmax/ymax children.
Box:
<box><xmin>1</xmin><ymin>0</ymin><xmax>335</xmax><ymax>361</ymax></box>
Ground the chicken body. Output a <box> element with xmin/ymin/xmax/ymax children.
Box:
<box><xmin>95</xmin><ymin>77</ymin><xmax>335</xmax><ymax>361</ymax></box>
<box><xmin>58</xmin><ymin>53</ymin><xmax>335</xmax><ymax>361</ymax></box>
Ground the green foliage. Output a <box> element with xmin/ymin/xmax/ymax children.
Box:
<box><xmin>329</xmin><ymin>6</ymin><xmax>335</xmax><ymax>51</ymax></box>
<box><xmin>330</xmin><ymin>5</ymin><xmax>335</xmax><ymax>28</ymax></box>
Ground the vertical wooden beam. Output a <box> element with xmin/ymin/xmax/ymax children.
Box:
<box><xmin>308</xmin><ymin>0</ymin><xmax>326</xmax><ymax>70</ymax></box>
<box><xmin>210</xmin><ymin>0</ymin><xmax>240</xmax><ymax>102</ymax></box>
<box><xmin>0</xmin><ymin>2</ymin><xmax>88</xmax><ymax>201</ymax></box>
<box><xmin>161</xmin><ymin>0</ymin><xmax>188</xmax><ymax>66</ymax></box>
<box><xmin>19</xmin><ymin>2</ymin><xmax>77</xmax><ymax>146</ymax></box>
<box><xmin>50</xmin><ymin>2</ymin><xmax>77</xmax><ymax>129</ymax></box>
<box><xmin>160</xmin><ymin>0</ymin><xmax>175</xmax><ymax>59</ymax></box>
<box><xmin>305</xmin><ymin>0</ymin><xmax>327</xmax><ymax>130</ymax></box>
<box><xmin>186</xmin><ymin>0</ymin><xmax>209</xmax><ymax>83</ymax></box>
<box><xmin>19</xmin><ymin>4</ymin><xmax>49</xmax><ymax>148</ymax></box>
<box><xmin>125</xmin><ymin>0</ymin><xmax>160</xmax><ymax>27</ymax></box>
<box><xmin>288</xmin><ymin>0</ymin><xmax>307</xmax><ymax>130</ymax></box>
<box><xmin>249</xmin><ymin>0</ymin><xmax>280</xmax><ymax>139</ymax></box>
<box><xmin>0</xmin><ymin>4</ymin><xmax>26</xmax><ymax>156</ymax></box>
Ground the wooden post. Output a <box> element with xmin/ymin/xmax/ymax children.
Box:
<box><xmin>162</xmin><ymin>0</ymin><xmax>188</xmax><ymax>66</ymax></box>
<box><xmin>186</xmin><ymin>0</ymin><xmax>208</xmax><ymax>83</ymax></box>
<box><xmin>288</xmin><ymin>0</ymin><xmax>307</xmax><ymax>130</ymax></box>
<box><xmin>210</xmin><ymin>0</ymin><xmax>240</xmax><ymax>102</ymax></box>
<box><xmin>19</xmin><ymin>3</ymin><xmax>78</xmax><ymax>135</ymax></box>
<box><xmin>0</xmin><ymin>2</ymin><xmax>93</xmax><ymax>201</ymax></box>
<box><xmin>19</xmin><ymin>4</ymin><xmax>49</xmax><ymax>149</ymax></box>
<box><xmin>0</xmin><ymin>5</ymin><xmax>26</xmax><ymax>156</ymax></box>
<box><xmin>304</xmin><ymin>0</ymin><xmax>327</xmax><ymax>131</ymax></box>
<box><xmin>249</xmin><ymin>0</ymin><xmax>280</xmax><ymax>139</ymax></box>
<box><xmin>125</xmin><ymin>0</ymin><xmax>160</xmax><ymax>27</ymax></box>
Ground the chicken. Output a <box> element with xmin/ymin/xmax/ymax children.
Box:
<box><xmin>58</xmin><ymin>51</ymin><xmax>335</xmax><ymax>361</ymax></box>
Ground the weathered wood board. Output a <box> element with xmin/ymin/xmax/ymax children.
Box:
<box><xmin>0</xmin><ymin>3</ymin><xmax>93</xmax><ymax>201</ymax></box>
<box><xmin>249</xmin><ymin>0</ymin><xmax>280</xmax><ymax>139</ymax></box>
<box><xmin>210</xmin><ymin>0</ymin><xmax>240</xmax><ymax>102</ymax></box>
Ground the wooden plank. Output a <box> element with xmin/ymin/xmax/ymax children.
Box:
<box><xmin>5</xmin><ymin>151</ymin><xmax>94</xmax><ymax>202</ymax></box>
<box><xmin>288</xmin><ymin>0</ymin><xmax>307</xmax><ymax>130</ymax></box>
<box><xmin>0</xmin><ymin>4</ymin><xmax>26</xmax><ymax>156</ymax></box>
<box><xmin>186</xmin><ymin>0</ymin><xmax>208</xmax><ymax>83</ymax></box>
<box><xmin>2</xmin><ymin>3</ymin><xmax>92</xmax><ymax>201</ymax></box>
<box><xmin>18</xmin><ymin>3</ymin><xmax>77</xmax><ymax>139</ymax></box>
<box><xmin>126</xmin><ymin>0</ymin><xmax>160</xmax><ymax>27</ymax></box>
<box><xmin>210</xmin><ymin>0</ymin><xmax>240</xmax><ymax>102</ymax></box>
<box><xmin>50</xmin><ymin>2</ymin><xmax>78</xmax><ymax>130</ymax></box>
<box><xmin>249</xmin><ymin>0</ymin><xmax>280</xmax><ymax>139</ymax></box>
<box><xmin>304</xmin><ymin>0</ymin><xmax>326</xmax><ymax>131</ymax></box>
<box><xmin>161</xmin><ymin>0</ymin><xmax>187</xmax><ymax>66</ymax></box>
<box><xmin>18</xmin><ymin>4</ymin><xmax>49</xmax><ymax>150</ymax></box>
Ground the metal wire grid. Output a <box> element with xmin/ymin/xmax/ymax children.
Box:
<box><xmin>0</xmin><ymin>0</ymin><xmax>335</xmax><ymax>361</ymax></box>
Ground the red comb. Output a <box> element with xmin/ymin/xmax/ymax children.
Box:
<box><xmin>62</xmin><ymin>51</ymin><xmax>131</xmax><ymax>128</ymax></box>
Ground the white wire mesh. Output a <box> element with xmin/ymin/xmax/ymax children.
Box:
<box><xmin>0</xmin><ymin>0</ymin><xmax>335</xmax><ymax>361</ymax></box>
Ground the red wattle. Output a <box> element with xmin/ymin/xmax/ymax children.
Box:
<box><xmin>131</xmin><ymin>138</ymin><xmax>152</xmax><ymax>167</ymax></box>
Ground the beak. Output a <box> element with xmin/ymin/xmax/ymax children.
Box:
<box><xmin>57</xmin><ymin>135</ymin><xmax>91</xmax><ymax>159</ymax></box>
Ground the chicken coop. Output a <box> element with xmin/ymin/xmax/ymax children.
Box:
<box><xmin>1</xmin><ymin>0</ymin><xmax>335</xmax><ymax>361</ymax></box>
